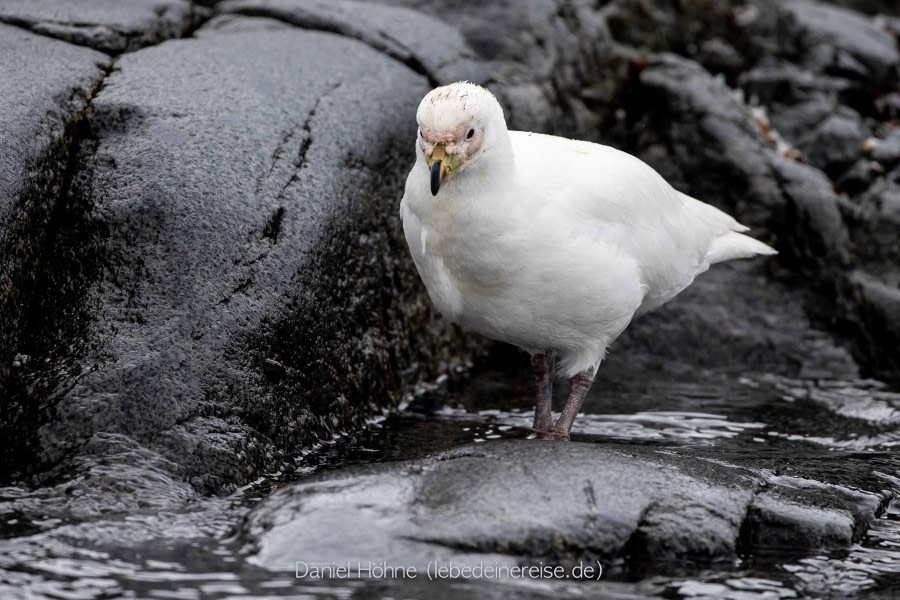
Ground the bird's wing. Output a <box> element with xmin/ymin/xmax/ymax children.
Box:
<box><xmin>508</xmin><ymin>131</ymin><xmax>748</xmax><ymax>311</ymax></box>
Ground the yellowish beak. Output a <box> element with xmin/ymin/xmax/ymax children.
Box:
<box><xmin>426</xmin><ymin>144</ymin><xmax>462</xmax><ymax>196</ymax></box>
<box><xmin>428</xmin><ymin>145</ymin><xmax>448</xmax><ymax>175</ymax></box>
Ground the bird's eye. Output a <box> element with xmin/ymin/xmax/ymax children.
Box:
<box><xmin>466</xmin><ymin>127</ymin><xmax>475</xmax><ymax>140</ymax></box>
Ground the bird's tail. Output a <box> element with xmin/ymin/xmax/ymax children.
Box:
<box><xmin>706</xmin><ymin>230</ymin><xmax>777</xmax><ymax>265</ymax></box>
<box><xmin>679</xmin><ymin>191</ymin><xmax>777</xmax><ymax>265</ymax></box>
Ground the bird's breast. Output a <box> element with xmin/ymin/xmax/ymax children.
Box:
<box><xmin>403</xmin><ymin>176</ymin><xmax>528</xmax><ymax>324</ymax></box>
<box><xmin>423</xmin><ymin>220</ymin><xmax>513</xmax><ymax>299</ymax></box>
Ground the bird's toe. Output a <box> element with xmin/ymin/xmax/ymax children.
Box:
<box><xmin>536</xmin><ymin>428</ymin><xmax>570</xmax><ymax>441</ymax></box>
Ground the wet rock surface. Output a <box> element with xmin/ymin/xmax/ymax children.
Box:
<box><xmin>0</xmin><ymin>0</ymin><xmax>202</xmax><ymax>54</ymax></box>
<box><xmin>0</xmin><ymin>25</ymin><xmax>110</xmax><ymax>463</ymax></box>
<box><xmin>1</xmin><ymin>0</ymin><xmax>900</xmax><ymax>599</ymax></box>
<box><xmin>216</xmin><ymin>0</ymin><xmax>483</xmax><ymax>85</ymax></box>
<box><xmin>783</xmin><ymin>0</ymin><xmax>898</xmax><ymax>84</ymax></box>
<box><xmin>1</xmin><ymin>13</ymin><xmax>479</xmax><ymax>499</ymax></box>
<box><xmin>243</xmin><ymin>440</ymin><xmax>883</xmax><ymax>571</ymax></box>
<box><xmin>32</xmin><ymin>21</ymin><xmax>436</xmax><ymax>491</ymax></box>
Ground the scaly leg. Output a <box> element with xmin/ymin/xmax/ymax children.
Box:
<box><xmin>539</xmin><ymin>366</ymin><xmax>595</xmax><ymax>441</ymax></box>
<box><xmin>531</xmin><ymin>351</ymin><xmax>554</xmax><ymax>433</ymax></box>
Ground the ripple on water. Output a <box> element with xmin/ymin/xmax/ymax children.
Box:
<box><xmin>675</xmin><ymin>577</ymin><xmax>798</xmax><ymax>599</ymax></box>
<box><xmin>761</xmin><ymin>374</ymin><xmax>900</xmax><ymax>426</ymax></box>
<box><xmin>780</xmin><ymin>498</ymin><xmax>900</xmax><ymax>599</ymax></box>
<box><xmin>470</xmin><ymin>408</ymin><xmax>766</xmax><ymax>443</ymax></box>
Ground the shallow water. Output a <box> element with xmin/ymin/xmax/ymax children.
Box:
<box><xmin>2</xmin><ymin>355</ymin><xmax>899</xmax><ymax>599</ymax></box>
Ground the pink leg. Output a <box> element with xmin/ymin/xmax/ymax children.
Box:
<box><xmin>539</xmin><ymin>366</ymin><xmax>595</xmax><ymax>441</ymax></box>
<box><xmin>531</xmin><ymin>351</ymin><xmax>554</xmax><ymax>433</ymax></box>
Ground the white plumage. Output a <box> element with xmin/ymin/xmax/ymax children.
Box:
<box><xmin>400</xmin><ymin>82</ymin><xmax>775</xmax><ymax>438</ymax></box>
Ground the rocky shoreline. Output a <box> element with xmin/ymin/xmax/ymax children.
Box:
<box><xmin>1</xmin><ymin>0</ymin><xmax>899</xmax><ymax>598</ymax></box>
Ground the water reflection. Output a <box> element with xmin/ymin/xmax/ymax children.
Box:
<box><xmin>471</xmin><ymin>408</ymin><xmax>766</xmax><ymax>443</ymax></box>
<box><xmin>675</xmin><ymin>577</ymin><xmax>798</xmax><ymax>599</ymax></box>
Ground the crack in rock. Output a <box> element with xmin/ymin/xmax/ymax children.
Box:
<box><xmin>0</xmin><ymin>1</ymin><xmax>210</xmax><ymax>54</ymax></box>
<box><xmin>0</xmin><ymin>49</ymin><xmax>114</xmax><ymax>478</ymax></box>
<box><xmin>218</xmin><ymin>0</ymin><xmax>445</xmax><ymax>86</ymax></box>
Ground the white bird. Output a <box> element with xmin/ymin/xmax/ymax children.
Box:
<box><xmin>400</xmin><ymin>81</ymin><xmax>776</xmax><ymax>440</ymax></box>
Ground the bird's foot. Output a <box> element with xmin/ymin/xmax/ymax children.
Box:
<box><xmin>527</xmin><ymin>426</ymin><xmax>551</xmax><ymax>438</ymax></box>
<box><xmin>536</xmin><ymin>427</ymin><xmax>570</xmax><ymax>441</ymax></box>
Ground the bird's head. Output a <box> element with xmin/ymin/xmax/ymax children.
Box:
<box><xmin>415</xmin><ymin>81</ymin><xmax>506</xmax><ymax>196</ymax></box>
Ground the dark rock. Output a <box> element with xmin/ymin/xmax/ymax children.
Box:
<box><xmin>734</xmin><ymin>1</ymin><xmax>898</xmax><ymax>120</ymax></box>
<box><xmin>832</xmin><ymin>169</ymin><xmax>900</xmax><ymax>376</ymax></box>
<box><xmin>599</xmin><ymin>47</ymin><xmax>900</xmax><ymax>379</ymax></box>
<box><xmin>739</xmin><ymin>64</ymin><xmax>854</xmax><ymax>110</ymax></box>
<box><xmin>242</xmin><ymin>441</ymin><xmax>884</xmax><ymax>570</ymax></box>
<box><xmin>617</xmin><ymin>260</ymin><xmax>860</xmax><ymax>380</ymax></box>
<box><xmin>197</xmin><ymin>14</ymin><xmax>291</xmax><ymax>36</ymax></box>
<box><xmin>611</xmin><ymin>51</ymin><xmax>855</xmax><ymax>277</ymax></box>
<box><xmin>796</xmin><ymin>107</ymin><xmax>871</xmax><ymax>175</ymax></box>
<box><xmin>374</xmin><ymin>0</ymin><xmax>617</xmax><ymax>137</ymax></box>
<box><xmin>770</xmin><ymin>157</ymin><xmax>854</xmax><ymax>270</ymax></box>
<box><xmin>774</xmin><ymin>95</ymin><xmax>840</xmax><ymax>141</ymax></box>
<box><xmin>2</xmin><ymin>18</ymin><xmax>477</xmax><ymax>492</ymax></box>
<box><xmin>697</xmin><ymin>37</ymin><xmax>747</xmax><ymax>74</ymax></box>
<box><xmin>760</xmin><ymin>96</ymin><xmax>873</xmax><ymax>176</ymax></box>
<box><xmin>845</xmin><ymin>172</ymin><xmax>900</xmax><ymax>256</ymax></box>
<box><xmin>0</xmin><ymin>0</ymin><xmax>201</xmax><ymax>54</ymax></box>
<box><xmin>613</xmin><ymin>53</ymin><xmax>785</xmax><ymax>228</ymax></box>
<box><xmin>216</xmin><ymin>0</ymin><xmax>484</xmax><ymax>86</ymax></box>
<box><xmin>869</xmin><ymin>127</ymin><xmax>900</xmax><ymax>168</ymax></box>
<box><xmin>823</xmin><ymin>0</ymin><xmax>900</xmax><ymax>15</ymax></box>
<box><xmin>837</xmin><ymin>158</ymin><xmax>884</xmax><ymax>195</ymax></box>
<box><xmin>0</xmin><ymin>24</ymin><xmax>109</xmax><ymax>447</ymax></box>
<box><xmin>764</xmin><ymin>95</ymin><xmax>836</xmax><ymax>142</ymax></box>
<box><xmin>847</xmin><ymin>271</ymin><xmax>900</xmax><ymax>379</ymax></box>
<box><xmin>740</xmin><ymin>70</ymin><xmax>876</xmax><ymax>177</ymax></box>
<box><xmin>603</xmin><ymin>0</ymin><xmax>740</xmax><ymax>70</ymax></box>
<box><xmin>783</xmin><ymin>0</ymin><xmax>899</xmax><ymax>85</ymax></box>
<box><xmin>379</xmin><ymin>0</ymin><xmax>578</xmax><ymax>79</ymax></box>
<box><xmin>744</xmin><ymin>479</ymin><xmax>873</xmax><ymax>552</ymax></box>
<box><xmin>876</xmin><ymin>14</ymin><xmax>900</xmax><ymax>38</ymax></box>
